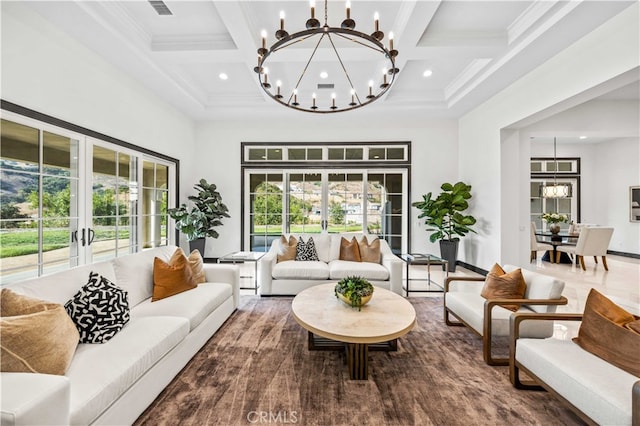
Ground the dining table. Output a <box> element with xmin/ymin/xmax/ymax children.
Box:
<box><xmin>535</xmin><ymin>231</ymin><xmax>578</xmax><ymax>264</ymax></box>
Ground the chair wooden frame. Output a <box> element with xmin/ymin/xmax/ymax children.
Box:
<box><xmin>509</xmin><ymin>312</ymin><xmax>640</xmax><ymax>426</ymax></box>
<box><xmin>444</xmin><ymin>276</ymin><xmax>568</xmax><ymax>366</ymax></box>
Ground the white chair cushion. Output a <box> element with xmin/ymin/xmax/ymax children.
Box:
<box><xmin>328</xmin><ymin>260</ymin><xmax>390</xmax><ymax>281</ymax></box>
<box><xmin>504</xmin><ymin>265</ymin><xmax>565</xmax><ymax>313</ymax></box>
<box><xmin>445</xmin><ymin>292</ymin><xmax>553</xmax><ymax>337</ymax></box>
<box><xmin>516</xmin><ymin>338</ymin><xmax>636</xmax><ymax>426</ymax></box>
<box><xmin>131</xmin><ymin>282</ymin><xmax>232</xmax><ymax>331</ymax></box>
<box><xmin>272</xmin><ymin>261</ymin><xmax>330</xmax><ymax>280</ymax></box>
<box><xmin>67</xmin><ymin>316</ymin><xmax>189</xmax><ymax>425</ymax></box>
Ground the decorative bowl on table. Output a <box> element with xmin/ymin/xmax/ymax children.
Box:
<box><xmin>334</xmin><ymin>276</ymin><xmax>374</xmax><ymax>311</ymax></box>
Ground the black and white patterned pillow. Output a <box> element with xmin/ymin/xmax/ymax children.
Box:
<box><xmin>295</xmin><ymin>237</ymin><xmax>319</xmax><ymax>261</ymax></box>
<box><xmin>65</xmin><ymin>272</ymin><xmax>130</xmax><ymax>344</ymax></box>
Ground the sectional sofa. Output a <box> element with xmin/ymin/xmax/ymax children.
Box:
<box><xmin>257</xmin><ymin>233</ymin><xmax>403</xmax><ymax>296</ymax></box>
<box><xmin>1</xmin><ymin>245</ymin><xmax>239</xmax><ymax>425</ymax></box>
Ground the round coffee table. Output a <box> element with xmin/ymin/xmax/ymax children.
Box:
<box><xmin>291</xmin><ymin>283</ymin><xmax>416</xmax><ymax>380</ymax></box>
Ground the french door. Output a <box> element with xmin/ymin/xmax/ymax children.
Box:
<box><xmin>0</xmin><ymin>113</ymin><xmax>174</xmax><ymax>285</ymax></box>
<box><xmin>245</xmin><ymin>169</ymin><xmax>407</xmax><ymax>253</ymax></box>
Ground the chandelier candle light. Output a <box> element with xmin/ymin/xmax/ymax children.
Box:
<box><xmin>255</xmin><ymin>0</ymin><xmax>399</xmax><ymax>113</ymax></box>
<box><xmin>541</xmin><ymin>137</ymin><xmax>572</xmax><ymax>198</ymax></box>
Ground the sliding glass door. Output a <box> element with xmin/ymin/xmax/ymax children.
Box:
<box><xmin>246</xmin><ymin>169</ymin><xmax>407</xmax><ymax>253</ymax></box>
<box><xmin>0</xmin><ymin>114</ymin><xmax>175</xmax><ymax>285</ymax></box>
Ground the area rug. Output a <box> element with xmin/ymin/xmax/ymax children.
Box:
<box><xmin>134</xmin><ymin>296</ymin><xmax>583</xmax><ymax>426</ymax></box>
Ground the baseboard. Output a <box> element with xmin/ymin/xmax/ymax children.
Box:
<box><xmin>607</xmin><ymin>250</ymin><xmax>640</xmax><ymax>259</ymax></box>
<box><xmin>456</xmin><ymin>261</ymin><xmax>488</xmax><ymax>276</ymax></box>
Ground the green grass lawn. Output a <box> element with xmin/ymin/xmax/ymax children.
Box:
<box><xmin>0</xmin><ymin>228</ymin><xmax>130</xmax><ymax>258</ymax></box>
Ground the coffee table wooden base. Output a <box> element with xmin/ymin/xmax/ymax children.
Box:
<box><xmin>307</xmin><ymin>332</ymin><xmax>397</xmax><ymax>380</ymax></box>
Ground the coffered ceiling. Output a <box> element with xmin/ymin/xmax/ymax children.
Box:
<box><xmin>20</xmin><ymin>1</ymin><xmax>637</xmax><ymax>120</ymax></box>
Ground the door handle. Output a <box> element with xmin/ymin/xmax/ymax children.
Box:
<box><xmin>80</xmin><ymin>228</ymin><xmax>86</xmax><ymax>246</ymax></box>
<box><xmin>87</xmin><ymin>228</ymin><xmax>95</xmax><ymax>246</ymax></box>
<box><xmin>71</xmin><ymin>230</ymin><xmax>78</xmax><ymax>243</ymax></box>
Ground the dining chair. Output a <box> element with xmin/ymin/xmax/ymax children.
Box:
<box><xmin>530</xmin><ymin>222</ymin><xmax>554</xmax><ymax>262</ymax></box>
<box><xmin>556</xmin><ymin>226</ymin><xmax>614</xmax><ymax>270</ymax></box>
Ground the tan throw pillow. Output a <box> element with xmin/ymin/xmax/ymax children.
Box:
<box><xmin>277</xmin><ymin>235</ymin><xmax>297</xmax><ymax>263</ymax></box>
<box><xmin>152</xmin><ymin>255</ymin><xmax>198</xmax><ymax>302</ymax></box>
<box><xmin>573</xmin><ymin>289</ymin><xmax>640</xmax><ymax>377</ymax></box>
<box><xmin>169</xmin><ymin>248</ymin><xmax>206</xmax><ymax>284</ymax></box>
<box><xmin>339</xmin><ymin>237</ymin><xmax>361</xmax><ymax>262</ymax></box>
<box><xmin>359</xmin><ymin>236</ymin><xmax>381</xmax><ymax>263</ymax></box>
<box><xmin>480</xmin><ymin>264</ymin><xmax>527</xmax><ymax>312</ymax></box>
<box><xmin>1</xmin><ymin>289</ymin><xmax>79</xmax><ymax>375</ymax></box>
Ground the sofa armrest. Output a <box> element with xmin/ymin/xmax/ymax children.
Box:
<box><xmin>381</xmin><ymin>252</ymin><xmax>403</xmax><ymax>295</ymax></box>
<box><xmin>633</xmin><ymin>380</ymin><xmax>640</xmax><ymax>426</ymax></box>
<box><xmin>508</xmin><ymin>312</ymin><xmax>583</xmax><ymax>387</ymax></box>
<box><xmin>203</xmin><ymin>264</ymin><xmax>240</xmax><ymax>308</ymax></box>
<box><xmin>257</xmin><ymin>252</ymin><xmax>276</xmax><ymax>295</ymax></box>
<box><xmin>1</xmin><ymin>372</ymin><xmax>70</xmax><ymax>426</ymax></box>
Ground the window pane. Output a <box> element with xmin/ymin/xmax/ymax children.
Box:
<box><xmin>118</xmin><ymin>153</ymin><xmax>131</xmax><ymax>181</ymax></box>
<box><xmin>307</xmin><ymin>148</ymin><xmax>322</xmax><ymax>160</ymax></box>
<box><xmin>267</xmin><ymin>148</ymin><xmax>282</xmax><ymax>160</ymax></box>
<box><xmin>530</xmin><ymin>161</ymin><xmax>542</xmax><ymax>172</ymax></box>
<box><xmin>369</xmin><ymin>148</ymin><xmax>385</xmax><ymax>160</ymax></box>
<box><xmin>143</xmin><ymin>161</ymin><xmax>155</xmax><ymax>187</ymax></box>
<box><xmin>328</xmin><ymin>148</ymin><xmax>344</xmax><ymax>160</ymax></box>
<box><xmin>249</xmin><ymin>148</ymin><xmax>266</xmax><ymax>161</ymax></box>
<box><xmin>345</xmin><ymin>148</ymin><xmax>363</xmax><ymax>160</ymax></box>
<box><xmin>288</xmin><ymin>148</ymin><xmax>305</xmax><ymax>160</ymax></box>
<box><xmin>156</xmin><ymin>164</ymin><xmax>168</xmax><ymax>188</ymax></box>
<box><xmin>42</xmin><ymin>176</ymin><xmax>72</xmax><ymax>217</ymax></box>
<box><xmin>43</xmin><ymin>132</ymin><xmax>78</xmax><ymax>176</ymax></box>
<box><xmin>1</xmin><ymin>119</ymin><xmax>39</xmax><ymax>167</ymax></box>
<box><xmin>387</xmin><ymin>148</ymin><xmax>404</xmax><ymax>160</ymax></box>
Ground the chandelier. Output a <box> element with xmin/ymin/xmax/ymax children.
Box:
<box><xmin>541</xmin><ymin>137</ymin><xmax>572</xmax><ymax>198</ymax></box>
<box><xmin>254</xmin><ymin>0</ymin><xmax>399</xmax><ymax>113</ymax></box>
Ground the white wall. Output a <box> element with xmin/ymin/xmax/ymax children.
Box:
<box><xmin>194</xmin><ymin>116</ymin><xmax>459</xmax><ymax>258</ymax></box>
<box><xmin>1</xmin><ymin>3</ymin><xmax>195</xmax><ymax>192</ymax></box>
<box><xmin>459</xmin><ymin>3</ymin><xmax>639</xmax><ymax>270</ymax></box>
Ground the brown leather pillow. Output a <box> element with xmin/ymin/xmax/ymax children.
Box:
<box><xmin>339</xmin><ymin>237</ymin><xmax>361</xmax><ymax>262</ymax></box>
<box><xmin>169</xmin><ymin>248</ymin><xmax>206</xmax><ymax>284</ymax></box>
<box><xmin>480</xmin><ymin>264</ymin><xmax>527</xmax><ymax>311</ymax></box>
<box><xmin>152</xmin><ymin>254</ymin><xmax>198</xmax><ymax>302</ymax></box>
<box><xmin>277</xmin><ymin>235</ymin><xmax>297</xmax><ymax>263</ymax></box>
<box><xmin>1</xmin><ymin>289</ymin><xmax>79</xmax><ymax>375</ymax></box>
<box><xmin>573</xmin><ymin>289</ymin><xmax>640</xmax><ymax>377</ymax></box>
<box><xmin>359</xmin><ymin>236</ymin><xmax>381</xmax><ymax>263</ymax></box>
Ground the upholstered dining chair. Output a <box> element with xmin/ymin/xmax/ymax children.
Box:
<box><xmin>530</xmin><ymin>222</ymin><xmax>554</xmax><ymax>262</ymax></box>
<box><xmin>556</xmin><ymin>226</ymin><xmax>614</xmax><ymax>270</ymax></box>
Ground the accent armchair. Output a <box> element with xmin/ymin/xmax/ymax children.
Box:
<box><xmin>444</xmin><ymin>265</ymin><xmax>567</xmax><ymax>365</ymax></box>
<box><xmin>555</xmin><ymin>226</ymin><xmax>614</xmax><ymax>270</ymax></box>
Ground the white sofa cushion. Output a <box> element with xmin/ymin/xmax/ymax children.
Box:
<box><xmin>506</xmin><ymin>265</ymin><xmax>564</xmax><ymax>313</ymax></box>
<box><xmin>328</xmin><ymin>260</ymin><xmax>390</xmax><ymax>281</ymax></box>
<box><xmin>286</xmin><ymin>234</ymin><xmax>332</xmax><ymax>262</ymax></box>
<box><xmin>516</xmin><ymin>338</ymin><xmax>637</xmax><ymax>426</ymax></box>
<box><xmin>445</xmin><ymin>292</ymin><xmax>553</xmax><ymax>337</ymax></box>
<box><xmin>272</xmin><ymin>260</ymin><xmax>330</xmax><ymax>280</ymax></box>
<box><xmin>112</xmin><ymin>246</ymin><xmax>176</xmax><ymax>308</ymax></box>
<box><xmin>1</xmin><ymin>373</ymin><xmax>70</xmax><ymax>426</ymax></box>
<box><xmin>5</xmin><ymin>261</ymin><xmax>116</xmax><ymax>306</ymax></box>
<box><xmin>67</xmin><ymin>316</ymin><xmax>189</xmax><ymax>425</ymax></box>
<box><xmin>131</xmin><ymin>282</ymin><xmax>232</xmax><ymax>331</ymax></box>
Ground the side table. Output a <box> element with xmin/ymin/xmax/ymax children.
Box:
<box><xmin>399</xmin><ymin>253</ymin><xmax>449</xmax><ymax>297</ymax></box>
<box><xmin>217</xmin><ymin>251</ymin><xmax>264</xmax><ymax>294</ymax></box>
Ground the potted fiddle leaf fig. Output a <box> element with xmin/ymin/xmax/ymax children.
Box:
<box><xmin>412</xmin><ymin>181</ymin><xmax>477</xmax><ymax>272</ymax></box>
<box><xmin>168</xmin><ymin>179</ymin><xmax>230</xmax><ymax>255</ymax></box>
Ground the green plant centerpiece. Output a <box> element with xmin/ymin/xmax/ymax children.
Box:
<box><xmin>412</xmin><ymin>181</ymin><xmax>477</xmax><ymax>272</ymax></box>
<box><xmin>334</xmin><ymin>276</ymin><xmax>374</xmax><ymax>310</ymax></box>
<box><xmin>168</xmin><ymin>179</ymin><xmax>230</xmax><ymax>254</ymax></box>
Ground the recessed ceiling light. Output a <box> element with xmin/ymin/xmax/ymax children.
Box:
<box><xmin>579</xmin><ymin>135</ymin><xmax>587</xmax><ymax>139</ymax></box>
<box><xmin>320</xmin><ymin>71</ymin><xmax>328</xmax><ymax>79</ymax></box>
<box><xmin>423</xmin><ymin>69</ymin><xmax>433</xmax><ymax>77</ymax></box>
<box><xmin>219</xmin><ymin>73</ymin><xmax>228</xmax><ymax>80</ymax></box>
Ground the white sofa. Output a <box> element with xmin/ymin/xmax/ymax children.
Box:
<box><xmin>444</xmin><ymin>265</ymin><xmax>567</xmax><ymax>365</ymax></box>
<box><xmin>257</xmin><ymin>233</ymin><xmax>403</xmax><ymax>296</ymax></box>
<box><xmin>1</xmin><ymin>245</ymin><xmax>239</xmax><ymax>426</ymax></box>
<box><xmin>510</xmin><ymin>299</ymin><xmax>640</xmax><ymax>425</ymax></box>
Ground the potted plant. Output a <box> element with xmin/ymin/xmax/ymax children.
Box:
<box><xmin>168</xmin><ymin>179</ymin><xmax>230</xmax><ymax>255</ymax></box>
<box><xmin>334</xmin><ymin>276</ymin><xmax>374</xmax><ymax>310</ymax></box>
<box><xmin>542</xmin><ymin>212</ymin><xmax>568</xmax><ymax>234</ymax></box>
<box><xmin>412</xmin><ymin>181</ymin><xmax>477</xmax><ymax>272</ymax></box>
